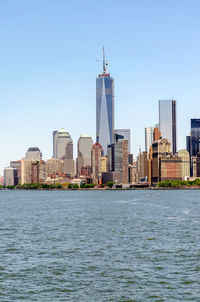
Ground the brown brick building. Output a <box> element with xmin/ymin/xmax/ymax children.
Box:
<box><xmin>91</xmin><ymin>142</ymin><xmax>103</xmax><ymax>184</ymax></box>
<box><xmin>160</xmin><ymin>155</ymin><xmax>182</xmax><ymax>181</ymax></box>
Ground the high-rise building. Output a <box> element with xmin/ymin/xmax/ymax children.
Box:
<box><xmin>53</xmin><ymin>128</ymin><xmax>75</xmax><ymax>176</ymax></box>
<box><xmin>91</xmin><ymin>142</ymin><xmax>103</xmax><ymax>184</ymax></box>
<box><xmin>153</xmin><ymin>127</ymin><xmax>161</xmax><ymax>141</ymax></box>
<box><xmin>151</xmin><ymin>138</ymin><xmax>171</xmax><ymax>183</ymax></box>
<box><xmin>96</xmin><ymin>48</ymin><xmax>114</xmax><ymax>155</ymax></box>
<box><xmin>186</xmin><ymin>119</ymin><xmax>200</xmax><ymax>176</ymax></box>
<box><xmin>114</xmin><ymin>129</ymin><xmax>131</xmax><ymax>153</ymax></box>
<box><xmin>25</xmin><ymin>147</ymin><xmax>42</xmax><ymax>161</ymax></box>
<box><xmin>137</xmin><ymin>151</ymin><xmax>149</xmax><ymax>181</ymax></box>
<box><xmin>145</xmin><ymin>127</ymin><xmax>154</xmax><ymax>152</ymax></box>
<box><xmin>114</xmin><ymin>133</ymin><xmax>128</xmax><ymax>184</ymax></box>
<box><xmin>107</xmin><ymin>143</ymin><xmax>114</xmax><ymax>171</ymax></box>
<box><xmin>46</xmin><ymin>158</ymin><xmax>64</xmax><ymax>178</ymax></box>
<box><xmin>189</xmin><ymin>119</ymin><xmax>200</xmax><ymax>156</ymax></box>
<box><xmin>102</xmin><ymin>134</ymin><xmax>128</xmax><ymax>184</ymax></box>
<box><xmin>128</xmin><ymin>153</ymin><xmax>133</xmax><ymax>165</ymax></box>
<box><xmin>159</xmin><ymin>100</ymin><xmax>176</xmax><ymax>154</ymax></box>
<box><xmin>4</xmin><ymin>167</ymin><xmax>18</xmax><ymax>186</ymax></box>
<box><xmin>76</xmin><ymin>134</ymin><xmax>93</xmax><ymax>176</ymax></box>
<box><xmin>53</xmin><ymin>130</ymin><xmax>58</xmax><ymax>158</ymax></box>
<box><xmin>21</xmin><ymin>160</ymin><xmax>46</xmax><ymax>184</ymax></box>
<box><xmin>10</xmin><ymin>160</ymin><xmax>21</xmax><ymax>184</ymax></box>
<box><xmin>100</xmin><ymin>156</ymin><xmax>108</xmax><ymax>173</ymax></box>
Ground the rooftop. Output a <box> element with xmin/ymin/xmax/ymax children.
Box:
<box><xmin>27</xmin><ymin>147</ymin><xmax>40</xmax><ymax>152</ymax></box>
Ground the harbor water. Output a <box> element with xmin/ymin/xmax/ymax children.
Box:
<box><xmin>0</xmin><ymin>190</ymin><xmax>199</xmax><ymax>301</ymax></box>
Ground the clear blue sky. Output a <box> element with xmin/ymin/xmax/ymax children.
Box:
<box><xmin>0</xmin><ymin>0</ymin><xmax>200</xmax><ymax>174</ymax></box>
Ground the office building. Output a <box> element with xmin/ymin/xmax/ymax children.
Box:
<box><xmin>186</xmin><ymin>119</ymin><xmax>200</xmax><ymax>176</ymax></box>
<box><xmin>21</xmin><ymin>160</ymin><xmax>45</xmax><ymax>184</ymax></box>
<box><xmin>80</xmin><ymin>166</ymin><xmax>92</xmax><ymax>183</ymax></box>
<box><xmin>107</xmin><ymin>144</ymin><xmax>114</xmax><ymax>171</ymax></box>
<box><xmin>96</xmin><ymin>48</ymin><xmax>114</xmax><ymax>155</ymax></box>
<box><xmin>10</xmin><ymin>160</ymin><xmax>21</xmax><ymax>184</ymax></box>
<box><xmin>188</xmin><ymin>119</ymin><xmax>200</xmax><ymax>156</ymax></box>
<box><xmin>114</xmin><ymin>129</ymin><xmax>131</xmax><ymax>153</ymax></box>
<box><xmin>145</xmin><ymin>127</ymin><xmax>154</xmax><ymax>152</ymax></box>
<box><xmin>114</xmin><ymin>133</ymin><xmax>128</xmax><ymax>184</ymax></box>
<box><xmin>153</xmin><ymin>127</ymin><xmax>161</xmax><ymax>141</ymax></box>
<box><xmin>46</xmin><ymin>158</ymin><xmax>64</xmax><ymax>178</ymax></box>
<box><xmin>151</xmin><ymin>138</ymin><xmax>171</xmax><ymax>183</ymax></box>
<box><xmin>177</xmin><ymin>150</ymin><xmax>190</xmax><ymax>179</ymax></box>
<box><xmin>53</xmin><ymin>130</ymin><xmax>58</xmax><ymax>158</ymax></box>
<box><xmin>160</xmin><ymin>155</ymin><xmax>182</xmax><ymax>181</ymax></box>
<box><xmin>53</xmin><ymin>128</ymin><xmax>75</xmax><ymax>176</ymax></box>
<box><xmin>77</xmin><ymin>134</ymin><xmax>93</xmax><ymax>176</ymax></box>
<box><xmin>159</xmin><ymin>100</ymin><xmax>176</xmax><ymax>154</ymax></box>
<box><xmin>100</xmin><ymin>156</ymin><xmax>108</xmax><ymax>173</ymax></box>
<box><xmin>137</xmin><ymin>151</ymin><xmax>149</xmax><ymax>181</ymax></box>
<box><xmin>91</xmin><ymin>142</ymin><xmax>103</xmax><ymax>184</ymax></box>
<box><xmin>128</xmin><ymin>154</ymin><xmax>133</xmax><ymax>165</ymax></box>
<box><xmin>101</xmin><ymin>171</ymin><xmax>122</xmax><ymax>185</ymax></box>
<box><xmin>4</xmin><ymin>167</ymin><xmax>18</xmax><ymax>186</ymax></box>
<box><xmin>25</xmin><ymin>147</ymin><xmax>42</xmax><ymax>161</ymax></box>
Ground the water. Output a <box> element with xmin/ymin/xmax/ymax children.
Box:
<box><xmin>0</xmin><ymin>190</ymin><xmax>200</xmax><ymax>301</ymax></box>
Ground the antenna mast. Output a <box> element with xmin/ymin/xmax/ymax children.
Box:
<box><xmin>103</xmin><ymin>46</ymin><xmax>108</xmax><ymax>73</ymax></box>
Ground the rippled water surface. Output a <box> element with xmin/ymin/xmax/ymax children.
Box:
<box><xmin>0</xmin><ymin>190</ymin><xmax>200</xmax><ymax>301</ymax></box>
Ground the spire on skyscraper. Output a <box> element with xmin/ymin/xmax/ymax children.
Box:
<box><xmin>103</xmin><ymin>46</ymin><xmax>108</xmax><ymax>73</ymax></box>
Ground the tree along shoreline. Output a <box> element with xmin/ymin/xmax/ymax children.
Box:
<box><xmin>1</xmin><ymin>179</ymin><xmax>200</xmax><ymax>190</ymax></box>
<box><xmin>0</xmin><ymin>182</ymin><xmax>113</xmax><ymax>190</ymax></box>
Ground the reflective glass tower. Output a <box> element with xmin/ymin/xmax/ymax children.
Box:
<box><xmin>145</xmin><ymin>127</ymin><xmax>154</xmax><ymax>153</ymax></box>
<box><xmin>159</xmin><ymin>100</ymin><xmax>176</xmax><ymax>154</ymax></box>
<box><xmin>190</xmin><ymin>119</ymin><xmax>200</xmax><ymax>156</ymax></box>
<box><xmin>96</xmin><ymin>48</ymin><xmax>114</xmax><ymax>155</ymax></box>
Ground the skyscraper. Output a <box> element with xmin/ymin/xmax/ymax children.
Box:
<box><xmin>114</xmin><ymin>129</ymin><xmax>131</xmax><ymax>153</ymax></box>
<box><xmin>114</xmin><ymin>133</ymin><xmax>128</xmax><ymax>184</ymax></box>
<box><xmin>96</xmin><ymin>48</ymin><xmax>114</xmax><ymax>155</ymax></box>
<box><xmin>77</xmin><ymin>134</ymin><xmax>93</xmax><ymax>176</ymax></box>
<box><xmin>53</xmin><ymin>128</ymin><xmax>75</xmax><ymax>176</ymax></box>
<box><xmin>159</xmin><ymin>100</ymin><xmax>176</xmax><ymax>154</ymax></box>
<box><xmin>46</xmin><ymin>158</ymin><xmax>64</xmax><ymax>177</ymax></box>
<box><xmin>186</xmin><ymin>119</ymin><xmax>200</xmax><ymax>177</ymax></box>
<box><xmin>91</xmin><ymin>142</ymin><xmax>103</xmax><ymax>184</ymax></box>
<box><xmin>189</xmin><ymin>119</ymin><xmax>200</xmax><ymax>156</ymax></box>
<box><xmin>25</xmin><ymin>147</ymin><xmax>42</xmax><ymax>161</ymax></box>
<box><xmin>145</xmin><ymin>127</ymin><xmax>154</xmax><ymax>152</ymax></box>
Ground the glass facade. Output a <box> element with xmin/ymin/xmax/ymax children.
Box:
<box><xmin>145</xmin><ymin>127</ymin><xmax>154</xmax><ymax>152</ymax></box>
<box><xmin>159</xmin><ymin>100</ymin><xmax>176</xmax><ymax>154</ymax></box>
<box><xmin>114</xmin><ymin>129</ymin><xmax>131</xmax><ymax>153</ymax></box>
<box><xmin>96</xmin><ymin>75</ymin><xmax>114</xmax><ymax>155</ymax></box>
<box><xmin>190</xmin><ymin>119</ymin><xmax>200</xmax><ymax>156</ymax></box>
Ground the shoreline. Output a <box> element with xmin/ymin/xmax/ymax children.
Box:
<box><xmin>1</xmin><ymin>186</ymin><xmax>200</xmax><ymax>191</ymax></box>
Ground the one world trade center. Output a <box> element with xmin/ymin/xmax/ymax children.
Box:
<box><xmin>96</xmin><ymin>48</ymin><xmax>114</xmax><ymax>155</ymax></box>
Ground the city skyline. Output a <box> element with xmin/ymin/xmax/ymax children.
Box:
<box><xmin>0</xmin><ymin>0</ymin><xmax>200</xmax><ymax>175</ymax></box>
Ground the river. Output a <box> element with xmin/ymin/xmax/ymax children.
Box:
<box><xmin>0</xmin><ymin>190</ymin><xmax>199</xmax><ymax>301</ymax></box>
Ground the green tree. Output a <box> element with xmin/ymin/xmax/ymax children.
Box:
<box><xmin>107</xmin><ymin>182</ymin><xmax>114</xmax><ymax>188</ymax></box>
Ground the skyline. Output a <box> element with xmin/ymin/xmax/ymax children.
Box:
<box><xmin>1</xmin><ymin>0</ymin><xmax>200</xmax><ymax>175</ymax></box>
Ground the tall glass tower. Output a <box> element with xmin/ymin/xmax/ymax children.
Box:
<box><xmin>96</xmin><ymin>48</ymin><xmax>114</xmax><ymax>155</ymax></box>
<box><xmin>159</xmin><ymin>100</ymin><xmax>176</xmax><ymax>154</ymax></box>
<box><xmin>187</xmin><ymin>119</ymin><xmax>200</xmax><ymax>156</ymax></box>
